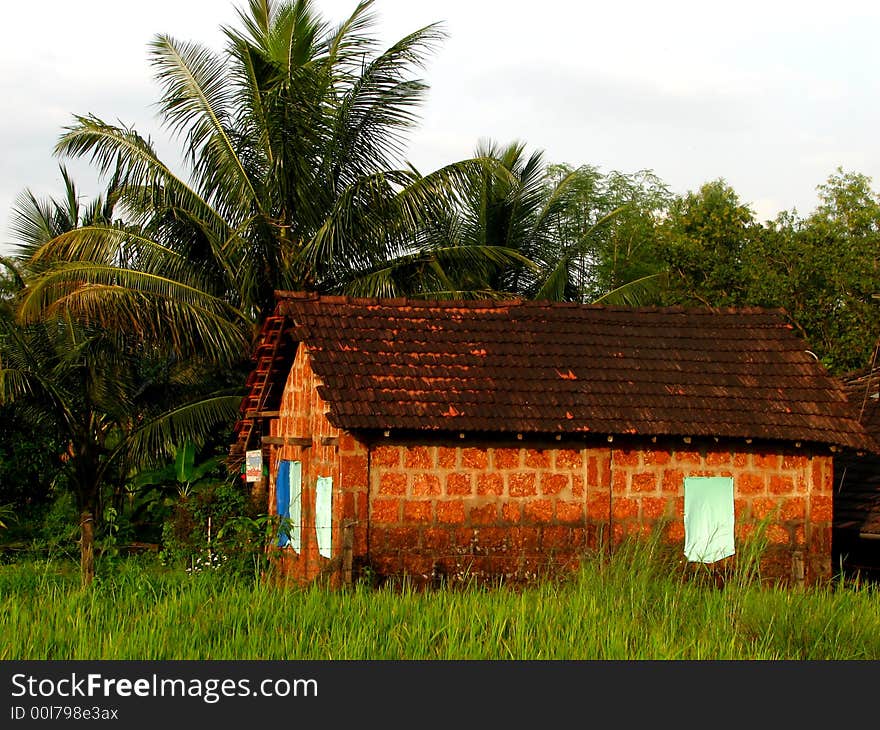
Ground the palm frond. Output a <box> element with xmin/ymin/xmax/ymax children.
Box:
<box><xmin>119</xmin><ymin>394</ymin><xmax>243</xmax><ymax>471</ymax></box>
<box><xmin>330</xmin><ymin>21</ymin><xmax>447</xmax><ymax>181</ymax></box>
<box><xmin>150</xmin><ymin>35</ymin><xmax>262</xmax><ymax>218</ymax></box>
<box><xmin>591</xmin><ymin>271</ymin><xmax>669</xmax><ymax>307</ymax></box>
<box><xmin>268</xmin><ymin>0</ymin><xmax>328</xmax><ymax>74</ymax></box>
<box><xmin>9</xmin><ymin>189</ymin><xmax>61</xmax><ymax>260</ymax></box>
<box><xmin>17</xmin><ymin>262</ymin><xmax>253</xmax><ymax>364</ymax></box>
<box><xmin>55</xmin><ymin>116</ymin><xmax>230</xmax><ymax>237</ymax></box>
<box><xmin>27</xmin><ymin>225</ymin><xmax>182</xmax><ymax>271</ymax></box>
<box><xmin>340</xmin><ymin>243</ymin><xmax>533</xmax><ymax>299</ymax></box>
<box><xmin>323</xmin><ymin>0</ymin><xmax>379</xmax><ymax>69</ymax></box>
<box><xmin>0</xmin><ymin>321</ymin><xmax>78</xmax><ymax>429</ymax></box>
<box><xmin>229</xmin><ymin>0</ymin><xmax>276</xmax><ymax>49</ymax></box>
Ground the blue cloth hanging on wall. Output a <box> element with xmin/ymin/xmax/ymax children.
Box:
<box><xmin>276</xmin><ymin>460</ymin><xmax>291</xmax><ymax>547</ymax></box>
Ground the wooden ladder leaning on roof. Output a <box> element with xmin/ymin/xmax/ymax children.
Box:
<box><xmin>229</xmin><ymin>315</ymin><xmax>288</xmax><ymax>467</ymax></box>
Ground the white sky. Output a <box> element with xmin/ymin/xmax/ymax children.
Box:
<box><xmin>3</xmin><ymin>0</ymin><xmax>880</xmax><ymax>256</ymax></box>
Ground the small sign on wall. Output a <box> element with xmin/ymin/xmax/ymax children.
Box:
<box><xmin>245</xmin><ymin>450</ymin><xmax>263</xmax><ymax>482</ymax></box>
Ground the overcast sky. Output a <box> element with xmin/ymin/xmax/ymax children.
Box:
<box><xmin>2</xmin><ymin>0</ymin><xmax>880</xmax><ymax>256</ymax></box>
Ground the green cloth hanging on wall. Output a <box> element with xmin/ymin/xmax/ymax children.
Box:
<box><xmin>289</xmin><ymin>461</ymin><xmax>302</xmax><ymax>553</ymax></box>
<box><xmin>315</xmin><ymin>476</ymin><xmax>333</xmax><ymax>559</ymax></box>
<box><xmin>683</xmin><ymin>476</ymin><xmax>735</xmax><ymax>563</ymax></box>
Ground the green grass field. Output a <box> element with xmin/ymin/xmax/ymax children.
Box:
<box><xmin>2</xmin><ymin>537</ymin><xmax>879</xmax><ymax>660</ymax></box>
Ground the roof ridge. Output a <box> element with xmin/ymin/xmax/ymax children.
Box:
<box><xmin>274</xmin><ymin>291</ymin><xmax>789</xmax><ymax>317</ymax></box>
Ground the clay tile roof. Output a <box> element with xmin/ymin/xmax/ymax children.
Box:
<box><xmin>269</xmin><ymin>292</ymin><xmax>875</xmax><ymax>451</ymax></box>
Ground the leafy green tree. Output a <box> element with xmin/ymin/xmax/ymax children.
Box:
<box><xmin>743</xmin><ymin>170</ymin><xmax>880</xmax><ymax>373</ymax></box>
<box><xmin>0</xmin><ymin>404</ymin><xmax>63</xmax><ymax>523</ymax></box>
<box><xmin>658</xmin><ymin>179</ymin><xmax>758</xmax><ymax>307</ymax></box>
<box><xmin>655</xmin><ymin>171</ymin><xmax>880</xmax><ymax>374</ymax></box>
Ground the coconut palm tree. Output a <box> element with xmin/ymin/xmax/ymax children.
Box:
<box><xmin>0</xmin><ymin>313</ymin><xmax>241</xmax><ymax>585</ymax></box>
<box><xmin>414</xmin><ymin>139</ymin><xmax>666</xmax><ymax>303</ymax></box>
<box><xmin>2</xmin><ymin>173</ymin><xmax>242</xmax><ymax>586</ymax></box>
<box><xmin>18</xmin><ymin>0</ymin><xmax>521</xmax><ymax>350</ymax></box>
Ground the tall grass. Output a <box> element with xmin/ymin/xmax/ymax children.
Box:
<box><xmin>2</xmin><ymin>537</ymin><xmax>879</xmax><ymax>660</ymax></box>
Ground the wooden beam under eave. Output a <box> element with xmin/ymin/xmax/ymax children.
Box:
<box><xmin>261</xmin><ymin>435</ymin><xmax>312</xmax><ymax>447</ymax></box>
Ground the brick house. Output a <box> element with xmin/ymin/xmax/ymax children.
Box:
<box><xmin>230</xmin><ymin>293</ymin><xmax>874</xmax><ymax>586</ymax></box>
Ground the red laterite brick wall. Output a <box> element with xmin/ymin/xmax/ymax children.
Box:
<box><xmin>604</xmin><ymin>444</ymin><xmax>832</xmax><ymax>582</ymax></box>
<box><xmin>367</xmin><ymin>441</ymin><xmax>832</xmax><ymax>584</ymax></box>
<box><xmin>267</xmin><ymin>345</ymin><xmax>369</xmax><ymax>584</ymax></box>
<box><xmin>264</xmin><ymin>346</ymin><xmax>834</xmax><ymax>586</ymax></box>
<box><xmin>368</xmin><ymin>443</ymin><xmax>606</xmax><ymax>582</ymax></box>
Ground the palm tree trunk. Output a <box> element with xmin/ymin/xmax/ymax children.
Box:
<box><xmin>80</xmin><ymin>509</ymin><xmax>95</xmax><ymax>587</ymax></box>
